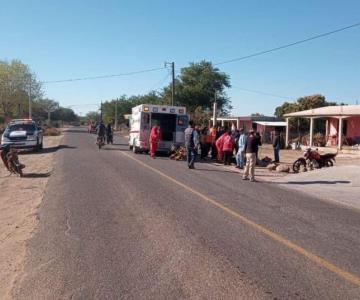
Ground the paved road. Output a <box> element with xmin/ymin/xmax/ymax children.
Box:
<box><xmin>13</xmin><ymin>128</ymin><xmax>360</xmax><ymax>299</ymax></box>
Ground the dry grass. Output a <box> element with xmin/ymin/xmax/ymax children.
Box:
<box><xmin>42</xmin><ymin>127</ymin><xmax>61</xmax><ymax>136</ymax></box>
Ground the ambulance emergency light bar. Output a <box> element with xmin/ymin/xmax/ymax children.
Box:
<box><xmin>139</xmin><ymin>105</ymin><xmax>186</xmax><ymax>114</ymax></box>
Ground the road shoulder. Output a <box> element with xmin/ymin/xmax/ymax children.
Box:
<box><xmin>0</xmin><ymin>134</ymin><xmax>63</xmax><ymax>299</ymax></box>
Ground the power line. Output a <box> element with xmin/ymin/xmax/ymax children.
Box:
<box><xmin>37</xmin><ymin>22</ymin><xmax>360</xmax><ymax>86</ymax></box>
<box><xmin>231</xmin><ymin>85</ymin><xmax>291</xmax><ymax>99</ymax></box>
<box><xmin>148</xmin><ymin>71</ymin><xmax>171</xmax><ymax>92</ymax></box>
<box><xmin>214</xmin><ymin>21</ymin><xmax>360</xmax><ymax>66</ymax></box>
<box><xmin>41</xmin><ymin>66</ymin><xmax>166</xmax><ymax>84</ymax></box>
<box><xmin>66</xmin><ymin>103</ymin><xmax>100</xmax><ymax>107</ymax></box>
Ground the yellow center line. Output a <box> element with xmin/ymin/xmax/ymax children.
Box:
<box><xmin>121</xmin><ymin>151</ymin><xmax>360</xmax><ymax>287</ymax></box>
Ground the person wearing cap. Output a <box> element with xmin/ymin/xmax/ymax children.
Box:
<box><xmin>184</xmin><ymin>120</ymin><xmax>200</xmax><ymax>169</ymax></box>
<box><xmin>235</xmin><ymin>128</ymin><xmax>246</xmax><ymax>169</ymax></box>
<box><xmin>242</xmin><ymin>129</ymin><xmax>260</xmax><ymax>182</ymax></box>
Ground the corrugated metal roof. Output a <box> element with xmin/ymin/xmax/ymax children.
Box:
<box><xmin>284</xmin><ymin>105</ymin><xmax>360</xmax><ymax>117</ymax></box>
<box><xmin>254</xmin><ymin>121</ymin><xmax>287</xmax><ymax>126</ymax></box>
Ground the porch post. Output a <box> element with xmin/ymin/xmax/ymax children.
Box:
<box><xmin>212</xmin><ymin>101</ymin><xmax>217</xmax><ymax>127</ymax></box>
<box><xmin>338</xmin><ymin>117</ymin><xmax>343</xmax><ymax>150</ymax></box>
<box><xmin>285</xmin><ymin>117</ymin><xmax>289</xmax><ymax>147</ymax></box>
<box><xmin>325</xmin><ymin>119</ymin><xmax>329</xmax><ymax>140</ymax></box>
<box><xmin>309</xmin><ymin>117</ymin><xmax>314</xmax><ymax>147</ymax></box>
<box><xmin>236</xmin><ymin>118</ymin><xmax>240</xmax><ymax>130</ymax></box>
<box><xmin>221</xmin><ymin>119</ymin><xmax>224</xmax><ymax>127</ymax></box>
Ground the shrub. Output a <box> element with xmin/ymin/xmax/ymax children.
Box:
<box><xmin>43</xmin><ymin>127</ymin><xmax>61</xmax><ymax>136</ymax></box>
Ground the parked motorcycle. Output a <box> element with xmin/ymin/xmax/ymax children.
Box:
<box><xmin>292</xmin><ymin>148</ymin><xmax>337</xmax><ymax>173</ymax></box>
<box><xmin>0</xmin><ymin>144</ymin><xmax>25</xmax><ymax>177</ymax></box>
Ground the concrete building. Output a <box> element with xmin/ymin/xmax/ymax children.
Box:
<box><xmin>211</xmin><ymin>115</ymin><xmax>286</xmax><ymax>143</ymax></box>
<box><xmin>284</xmin><ymin>105</ymin><xmax>360</xmax><ymax>150</ymax></box>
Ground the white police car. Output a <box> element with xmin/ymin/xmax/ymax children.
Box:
<box><xmin>1</xmin><ymin>119</ymin><xmax>43</xmax><ymax>151</ymax></box>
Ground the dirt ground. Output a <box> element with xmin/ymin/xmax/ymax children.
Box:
<box><xmin>0</xmin><ymin>134</ymin><xmax>63</xmax><ymax>299</ymax></box>
<box><xmin>208</xmin><ymin>143</ymin><xmax>360</xmax><ymax>189</ymax></box>
<box><xmin>250</xmin><ymin>144</ymin><xmax>360</xmax><ymax>181</ymax></box>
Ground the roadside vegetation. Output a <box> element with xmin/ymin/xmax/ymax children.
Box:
<box><xmin>0</xmin><ymin>59</ymin><xmax>78</xmax><ymax>127</ymax></box>
<box><xmin>1</xmin><ymin>58</ymin><xmax>344</xmax><ymax>134</ymax></box>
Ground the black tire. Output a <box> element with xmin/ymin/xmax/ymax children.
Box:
<box><xmin>325</xmin><ymin>159</ymin><xmax>334</xmax><ymax>167</ymax></box>
<box><xmin>132</xmin><ymin>141</ymin><xmax>139</xmax><ymax>154</ymax></box>
<box><xmin>293</xmin><ymin>158</ymin><xmax>306</xmax><ymax>173</ymax></box>
<box><xmin>10</xmin><ymin>161</ymin><xmax>23</xmax><ymax>177</ymax></box>
<box><xmin>34</xmin><ymin>139</ymin><xmax>41</xmax><ymax>152</ymax></box>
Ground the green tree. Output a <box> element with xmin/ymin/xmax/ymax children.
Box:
<box><xmin>102</xmin><ymin>92</ymin><xmax>166</xmax><ymax>125</ymax></box>
<box><xmin>42</xmin><ymin>99</ymin><xmax>59</xmax><ymax>123</ymax></box>
<box><xmin>274</xmin><ymin>94</ymin><xmax>338</xmax><ymax>133</ymax></box>
<box><xmin>191</xmin><ymin>106</ymin><xmax>212</xmax><ymax>127</ymax></box>
<box><xmin>0</xmin><ymin>59</ymin><xmax>42</xmax><ymax>120</ymax></box>
<box><xmin>32</xmin><ymin>99</ymin><xmax>78</xmax><ymax>124</ymax></box>
<box><xmin>162</xmin><ymin>60</ymin><xmax>231</xmax><ymax>113</ymax></box>
<box><xmin>86</xmin><ymin>111</ymin><xmax>100</xmax><ymax>122</ymax></box>
<box><xmin>52</xmin><ymin>107</ymin><xmax>78</xmax><ymax>123</ymax></box>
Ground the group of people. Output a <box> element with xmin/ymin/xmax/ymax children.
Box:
<box><xmin>138</xmin><ymin>120</ymin><xmax>282</xmax><ymax>182</ymax></box>
<box><xmin>96</xmin><ymin>121</ymin><xmax>114</xmax><ymax>144</ymax></box>
<box><xmin>185</xmin><ymin>122</ymin><xmax>282</xmax><ymax>182</ymax></box>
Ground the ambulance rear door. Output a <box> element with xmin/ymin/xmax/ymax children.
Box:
<box><xmin>175</xmin><ymin>115</ymin><xmax>189</xmax><ymax>144</ymax></box>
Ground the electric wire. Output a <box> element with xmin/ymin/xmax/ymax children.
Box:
<box><xmin>41</xmin><ymin>66</ymin><xmax>166</xmax><ymax>84</ymax></box>
<box><xmin>231</xmin><ymin>85</ymin><xmax>291</xmax><ymax>99</ymax></box>
<box><xmin>214</xmin><ymin>21</ymin><xmax>360</xmax><ymax>65</ymax></box>
<box><xmin>37</xmin><ymin>22</ymin><xmax>360</xmax><ymax>87</ymax></box>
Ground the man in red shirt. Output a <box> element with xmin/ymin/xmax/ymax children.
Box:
<box><xmin>149</xmin><ymin>124</ymin><xmax>161</xmax><ymax>158</ymax></box>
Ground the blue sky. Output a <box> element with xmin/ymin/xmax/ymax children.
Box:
<box><xmin>1</xmin><ymin>0</ymin><xmax>359</xmax><ymax>116</ymax></box>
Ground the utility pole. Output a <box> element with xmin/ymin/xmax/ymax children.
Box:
<box><xmin>212</xmin><ymin>90</ymin><xmax>217</xmax><ymax>127</ymax></box>
<box><xmin>171</xmin><ymin>62</ymin><xmax>175</xmax><ymax>106</ymax></box>
<box><xmin>100</xmin><ymin>101</ymin><xmax>103</xmax><ymax>122</ymax></box>
<box><xmin>165</xmin><ymin>62</ymin><xmax>175</xmax><ymax>106</ymax></box>
<box><xmin>28</xmin><ymin>74</ymin><xmax>32</xmax><ymax>119</ymax></box>
<box><xmin>114</xmin><ymin>98</ymin><xmax>118</xmax><ymax>130</ymax></box>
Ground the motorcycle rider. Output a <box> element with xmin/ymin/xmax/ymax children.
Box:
<box><xmin>97</xmin><ymin>121</ymin><xmax>106</xmax><ymax>144</ymax></box>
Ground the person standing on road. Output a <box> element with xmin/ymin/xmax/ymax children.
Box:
<box><xmin>217</xmin><ymin>129</ymin><xmax>235</xmax><ymax>165</ymax></box>
<box><xmin>242</xmin><ymin>129</ymin><xmax>260</xmax><ymax>182</ymax></box>
<box><xmin>210</xmin><ymin>125</ymin><xmax>218</xmax><ymax>159</ymax></box>
<box><xmin>273</xmin><ymin>131</ymin><xmax>281</xmax><ymax>163</ymax></box>
<box><xmin>149</xmin><ymin>124</ymin><xmax>161</xmax><ymax>158</ymax></box>
<box><xmin>106</xmin><ymin>121</ymin><xmax>113</xmax><ymax>144</ymax></box>
<box><xmin>235</xmin><ymin>128</ymin><xmax>246</xmax><ymax>169</ymax></box>
<box><xmin>255</xmin><ymin>131</ymin><xmax>262</xmax><ymax>161</ymax></box>
<box><xmin>232</xmin><ymin>128</ymin><xmax>240</xmax><ymax>154</ymax></box>
<box><xmin>185</xmin><ymin>120</ymin><xmax>200</xmax><ymax>169</ymax></box>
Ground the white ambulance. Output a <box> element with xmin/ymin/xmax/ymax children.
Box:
<box><xmin>129</xmin><ymin>104</ymin><xmax>189</xmax><ymax>153</ymax></box>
